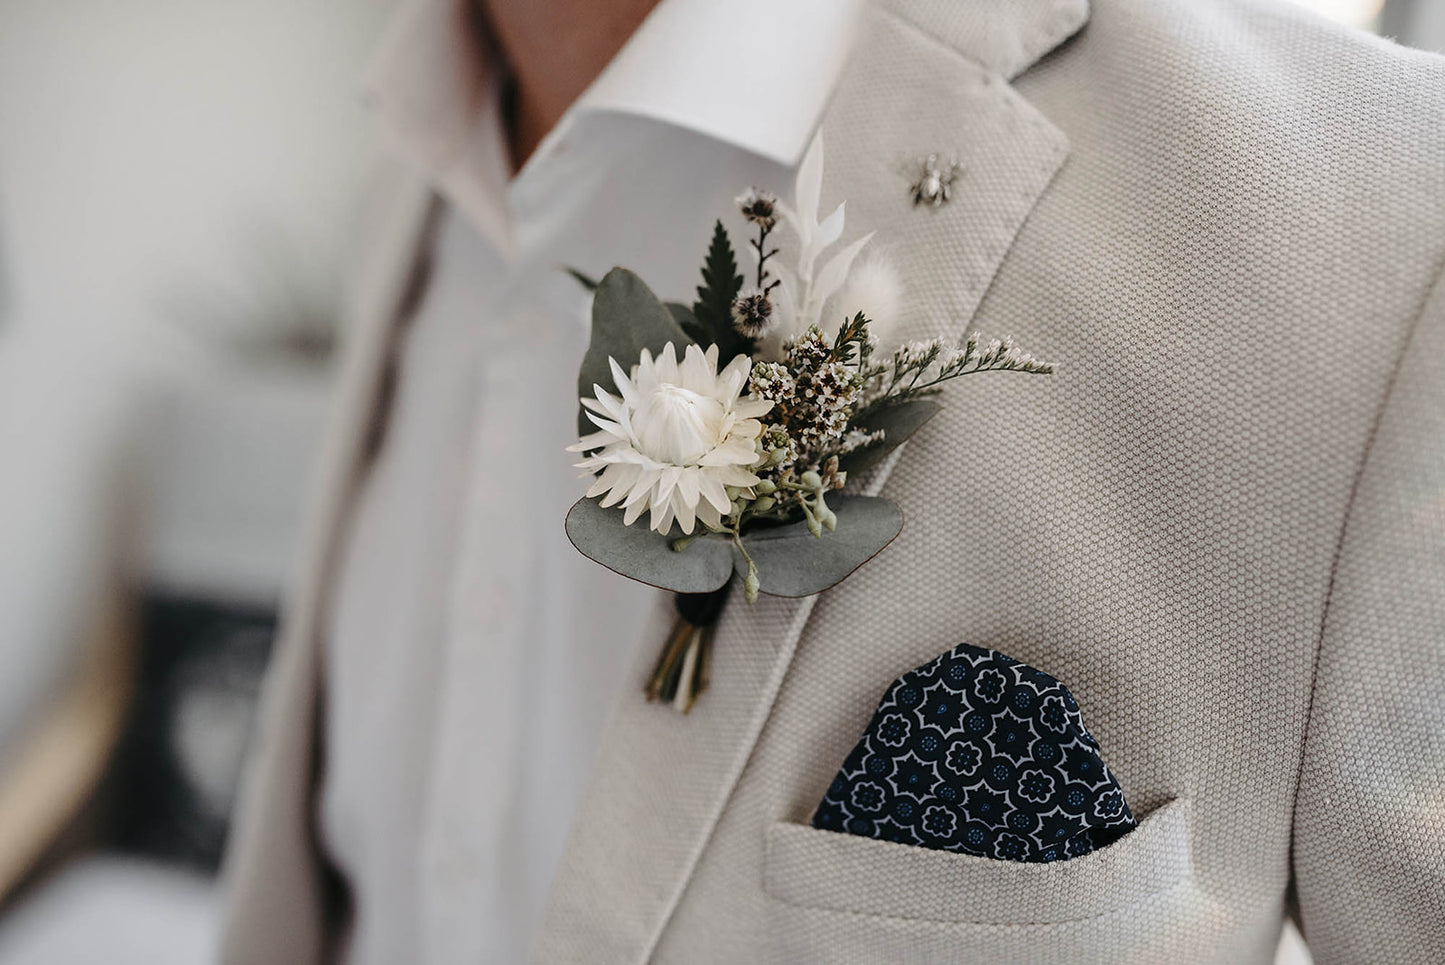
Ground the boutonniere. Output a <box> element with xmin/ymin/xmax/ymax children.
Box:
<box><xmin>565</xmin><ymin>136</ymin><xmax>1055</xmax><ymax>712</ymax></box>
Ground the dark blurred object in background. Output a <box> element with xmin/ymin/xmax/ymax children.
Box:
<box><xmin>107</xmin><ymin>597</ymin><xmax>275</xmax><ymax>873</ymax></box>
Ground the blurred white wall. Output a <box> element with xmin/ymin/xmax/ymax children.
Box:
<box><xmin>0</xmin><ymin>0</ymin><xmax>395</xmax><ymax>754</ymax></box>
<box><xmin>0</xmin><ymin>0</ymin><xmax>396</xmax><ymax>604</ymax></box>
<box><xmin>0</xmin><ymin>0</ymin><xmax>391</xmax><ymax>346</ymax></box>
<box><xmin>1286</xmin><ymin>0</ymin><xmax>1386</xmax><ymax>26</ymax></box>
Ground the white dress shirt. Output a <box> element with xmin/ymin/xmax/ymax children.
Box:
<box><xmin>317</xmin><ymin>1</ymin><xmax>860</xmax><ymax>962</ymax></box>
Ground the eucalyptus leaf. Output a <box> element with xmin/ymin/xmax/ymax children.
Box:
<box><xmin>565</xmin><ymin>497</ymin><xmax>735</xmax><ymax>594</ymax></box>
<box><xmin>838</xmin><ymin>399</ymin><xmax>943</xmax><ymax>474</ymax></box>
<box><xmin>577</xmin><ymin>268</ymin><xmax>693</xmax><ymax>436</ymax></box>
<box><xmin>738</xmin><ymin>495</ymin><xmax>904</xmax><ymax>597</ymax></box>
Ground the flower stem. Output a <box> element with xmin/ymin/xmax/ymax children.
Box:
<box><xmin>645</xmin><ymin>583</ymin><xmax>733</xmax><ymax>713</ymax></box>
<box><xmin>676</xmin><ymin>623</ymin><xmax>714</xmax><ymax>713</ymax></box>
<box><xmin>751</xmin><ymin>222</ymin><xmax>780</xmax><ymax>293</ymax></box>
<box><xmin>645</xmin><ymin>617</ymin><xmax>696</xmax><ymax>704</ymax></box>
<box><xmin>731</xmin><ymin>531</ymin><xmax>760</xmax><ymax>603</ymax></box>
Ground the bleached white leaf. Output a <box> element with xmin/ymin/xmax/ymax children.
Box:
<box><xmin>809</xmin><ymin>231</ymin><xmax>874</xmax><ymax>325</ymax></box>
<box><xmin>794</xmin><ymin>133</ymin><xmax>825</xmax><ymax>250</ymax></box>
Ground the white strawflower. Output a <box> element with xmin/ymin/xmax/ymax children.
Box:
<box><xmin>569</xmin><ymin>342</ymin><xmax>773</xmax><ymax>535</ymax></box>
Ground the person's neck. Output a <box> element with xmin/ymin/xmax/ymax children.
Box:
<box><xmin>477</xmin><ymin>0</ymin><xmax>662</xmax><ymax>171</ymax></box>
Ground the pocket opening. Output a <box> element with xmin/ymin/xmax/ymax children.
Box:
<box><xmin>763</xmin><ymin>798</ymin><xmax>1191</xmax><ymax>925</ymax></box>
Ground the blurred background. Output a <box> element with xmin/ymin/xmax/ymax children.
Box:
<box><xmin>0</xmin><ymin>1</ymin><xmax>1438</xmax><ymax>962</ymax></box>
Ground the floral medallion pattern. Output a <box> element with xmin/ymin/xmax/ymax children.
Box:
<box><xmin>812</xmin><ymin>643</ymin><xmax>1136</xmax><ymax>862</ymax></box>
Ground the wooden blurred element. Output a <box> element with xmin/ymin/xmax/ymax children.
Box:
<box><xmin>0</xmin><ymin>578</ymin><xmax>135</xmax><ymax>906</ymax></box>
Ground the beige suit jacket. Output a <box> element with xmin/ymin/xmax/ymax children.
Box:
<box><xmin>220</xmin><ymin>0</ymin><xmax>1445</xmax><ymax>961</ymax></box>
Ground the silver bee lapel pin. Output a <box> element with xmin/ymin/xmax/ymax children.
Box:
<box><xmin>910</xmin><ymin>153</ymin><xmax>963</xmax><ymax>208</ymax></box>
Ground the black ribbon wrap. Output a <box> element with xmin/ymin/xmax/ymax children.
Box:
<box><xmin>645</xmin><ymin>581</ymin><xmax>734</xmax><ymax>712</ymax></box>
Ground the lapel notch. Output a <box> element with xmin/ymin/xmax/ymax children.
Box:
<box><xmin>878</xmin><ymin>0</ymin><xmax>1090</xmax><ymax>81</ymax></box>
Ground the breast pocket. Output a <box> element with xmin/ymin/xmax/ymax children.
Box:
<box><xmin>762</xmin><ymin>799</ymin><xmax>1196</xmax><ymax>964</ymax></box>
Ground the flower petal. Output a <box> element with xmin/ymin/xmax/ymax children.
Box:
<box><xmin>732</xmin><ymin>400</ymin><xmax>774</xmax><ymax>420</ymax></box>
<box><xmin>623</xmin><ymin>501</ymin><xmax>647</xmax><ymax>526</ymax></box>
<box><xmin>566</xmin><ymin>429</ymin><xmax>613</xmax><ymax>452</ymax></box>
<box><xmin>695</xmin><ymin>499</ymin><xmax>722</xmax><ymax>531</ymax></box>
<box><xmin>699</xmin><ymin>437</ymin><xmax>760</xmax><ymax>467</ymax></box>
<box><xmin>584</xmin><ymin>411</ymin><xmax>624</xmax><ymax>436</ymax></box>
<box><xmin>620</xmin><ymin>479</ymin><xmax>653</xmax><ymax>510</ymax></box>
<box><xmin>655</xmin><ymin>465</ymin><xmax>681</xmax><ymax>506</ymax></box>
<box><xmin>676</xmin><ymin>469</ymin><xmax>701</xmax><ymax>510</ymax></box>
<box><xmin>595</xmin><ymin>468</ymin><xmax>632</xmax><ymax>506</ymax></box>
<box><xmin>672</xmin><ymin>490</ymin><xmax>696</xmax><ymax>535</ymax></box>
<box><xmin>700</xmin><ymin>475</ymin><xmax>731</xmax><ymax>514</ymax></box>
<box><xmin>679</xmin><ymin>343</ymin><xmax>713</xmax><ymax>394</ymax></box>
<box><xmin>605</xmin><ymin>361</ymin><xmax>639</xmax><ymax>407</ymax></box>
<box><xmin>718</xmin><ymin>353</ymin><xmax>752</xmax><ymax>399</ymax></box>
<box><xmin>656</xmin><ymin>342</ymin><xmax>679</xmax><ymax>383</ymax></box>
<box><xmin>650</xmin><ymin>500</ymin><xmax>675</xmax><ymax>535</ymax></box>
<box><xmin>716</xmin><ymin>465</ymin><xmax>761</xmax><ymax>487</ymax></box>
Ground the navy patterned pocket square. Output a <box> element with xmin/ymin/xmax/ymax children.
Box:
<box><xmin>812</xmin><ymin>643</ymin><xmax>1135</xmax><ymax>862</ymax></box>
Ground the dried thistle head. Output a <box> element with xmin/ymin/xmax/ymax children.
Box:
<box><xmin>735</xmin><ymin>187</ymin><xmax>779</xmax><ymax>230</ymax></box>
<box><xmin>731</xmin><ymin>288</ymin><xmax>776</xmax><ymax>337</ymax></box>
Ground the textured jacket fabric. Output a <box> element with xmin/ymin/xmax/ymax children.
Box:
<box><xmin>219</xmin><ymin>0</ymin><xmax>1445</xmax><ymax>962</ymax></box>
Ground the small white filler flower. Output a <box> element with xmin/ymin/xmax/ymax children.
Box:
<box><xmin>570</xmin><ymin>342</ymin><xmax>773</xmax><ymax>535</ymax></box>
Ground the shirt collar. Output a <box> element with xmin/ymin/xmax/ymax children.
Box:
<box><xmin>570</xmin><ymin>0</ymin><xmax>862</xmax><ymax>167</ymax></box>
<box><xmin>361</xmin><ymin>0</ymin><xmax>861</xmax><ymax>243</ymax></box>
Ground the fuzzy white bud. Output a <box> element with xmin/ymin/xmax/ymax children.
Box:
<box><xmin>827</xmin><ymin>252</ymin><xmax>903</xmax><ymax>347</ymax></box>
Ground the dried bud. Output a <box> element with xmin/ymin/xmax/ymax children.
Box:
<box><xmin>743</xmin><ymin>562</ymin><xmax>761</xmax><ymax>603</ymax></box>
<box><xmin>731</xmin><ymin>288</ymin><xmax>776</xmax><ymax>337</ymax></box>
<box><xmin>818</xmin><ymin>495</ymin><xmax>837</xmax><ymax>532</ymax></box>
<box><xmin>735</xmin><ymin>188</ymin><xmax>779</xmax><ymax>229</ymax></box>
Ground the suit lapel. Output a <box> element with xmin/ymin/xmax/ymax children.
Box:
<box><xmin>220</xmin><ymin>161</ymin><xmax>434</xmax><ymax>964</ymax></box>
<box><xmin>533</xmin><ymin>2</ymin><xmax>1083</xmax><ymax>962</ymax></box>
